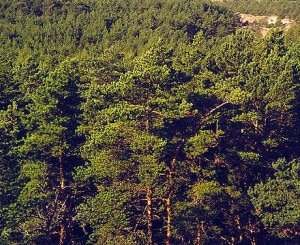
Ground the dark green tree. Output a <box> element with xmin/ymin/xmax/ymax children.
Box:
<box><xmin>10</xmin><ymin>59</ymin><xmax>83</xmax><ymax>244</ymax></box>
<box><xmin>249</xmin><ymin>158</ymin><xmax>300</xmax><ymax>241</ymax></box>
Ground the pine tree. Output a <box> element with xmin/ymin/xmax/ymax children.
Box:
<box><xmin>12</xmin><ymin>58</ymin><xmax>83</xmax><ymax>244</ymax></box>
<box><xmin>249</xmin><ymin>158</ymin><xmax>300</xmax><ymax>240</ymax></box>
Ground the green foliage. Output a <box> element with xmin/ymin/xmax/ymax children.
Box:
<box><xmin>186</xmin><ymin>130</ymin><xmax>222</xmax><ymax>157</ymax></box>
<box><xmin>192</xmin><ymin>181</ymin><xmax>223</xmax><ymax>202</ymax></box>
<box><xmin>249</xmin><ymin>158</ymin><xmax>300</xmax><ymax>238</ymax></box>
<box><xmin>76</xmin><ymin>188</ymin><xmax>134</xmax><ymax>244</ymax></box>
<box><xmin>18</xmin><ymin>161</ymin><xmax>49</xmax><ymax>203</ymax></box>
<box><xmin>0</xmin><ymin>0</ymin><xmax>299</xmax><ymax>244</ymax></box>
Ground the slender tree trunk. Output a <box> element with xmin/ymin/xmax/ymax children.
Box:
<box><xmin>236</xmin><ymin>216</ymin><xmax>243</xmax><ymax>243</ymax></box>
<box><xmin>231</xmin><ymin>237</ymin><xmax>235</xmax><ymax>245</ymax></box>
<box><xmin>145</xmin><ymin>107</ymin><xmax>154</xmax><ymax>244</ymax></box>
<box><xmin>166</xmin><ymin>157</ymin><xmax>176</xmax><ymax>245</ymax></box>
<box><xmin>59</xmin><ymin>225</ymin><xmax>66</xmax><ymax>245</ymax></box>
<box><xmin>251</xmin><ymin>237</ymin><xmax>257</xmax><ymax>245</ymax></box>
<box><xmin>253</xmin><ymin>119</ymin><xmax>259</xmax><ymax>134</ymax></box>
<box><xmin>59</xmin><ymin>153</ymin><xmax>67</xmax><ymax>245</ymax></box>
<box><xmin>59</xmin><ymin>155</ymin><xmax>66</xmax><ymax>190</ymax></box>
<box><xmin>196</xmin><ymin>228</ymin><xmax>201</xmax><ymax>245</ymax></box>
<box><xmin>146</xmin><ymin>186</ymin><xmax>153</xmax><ymax>245</ymax></box>
<box><xmin>166</xmin><ymin>197</ymin><xmax>172</xmax><ymax>245</ymax></box>
<box><xmin>253</xmin><ymin>102</ymin><xmax>260</xmax><ymax>135</ymax></box>
<box><xmin>196</xmin><ymin>219</ymin><xmax>202</xmax><ymax>245</ymax></box>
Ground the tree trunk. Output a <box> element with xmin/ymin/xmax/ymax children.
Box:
<box><xmin>251</xmin><ymin>236</ymin><xmax>257</xmax><ymax>245</ymax></box>
<box><xmin>236</xmin><ymin>216</ymin><xmax>243</xmax><ymax>243</ymax></box>
<box><xmin>166</xmin><ymin>157</ymin><xmax>176</xmax><ymax>245</ymax></box>
<box><xmin>145</xmin><ymin>106</ymin><xmax>154</xmax><ymax>244</ymax></box>
<box><xmin>59</xmin><ymin>153</ymin><xmax>67</xmax><ymax>245</ymax></box>
<box><xmin>59</xmin><ymin>225</ymin><xmax>67</xmax><ymax>245</ymax></box>
<box><xmin>196</xmin><ymin>219</ymin><xmax>202</xmax><ymax>245</ymax></box>
<box><xmin>166</xmin><ymin>197</ymin><xmax>172</xmax><ymax>245</ymax></box>
<box><xmin>230</xmin><ymin>236</ymin><xmax>235</xmax><ymax>245</ymax></box>
<box><xmin>59</xmin><ymin>155</ymin><xmax>66</xmax><ymax>190</ymax></box>
<box><xmin>146</xmin><ymin>186</ymin><xmax>153</xmax><ymax>245</ymax></box>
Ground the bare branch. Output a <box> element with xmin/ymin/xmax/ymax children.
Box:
<box><xmin>207</xmin><ymin>101</ymin><xmax>231</xmax><ymax>116</ymax></box>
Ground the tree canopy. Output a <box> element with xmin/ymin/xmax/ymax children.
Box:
<box><xmin>0</xmin><ymin>0</ymin><xmax>299</xmax><ymax>244</ymax></box>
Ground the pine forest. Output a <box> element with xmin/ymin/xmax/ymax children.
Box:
<box><xmin>0</xmin><ymin>0</ymin><xmax>299</xmax><ymax>244</ymax></box>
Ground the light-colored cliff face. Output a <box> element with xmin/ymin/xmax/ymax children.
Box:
<box><xmin>240</xmin><ymin>13</ymin><xmax>293</xmax><ymax>26</ymax></box>
<box><xmin>239</xmin><ymin>13</ymin><xmax>294</xmax><ymax>37</ymax></box>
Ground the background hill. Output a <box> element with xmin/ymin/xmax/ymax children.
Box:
<box><xmin>214</xmin><ymin>0</ymin><xmax>300</xmax><ymax>39</ymax></box>
<box><xmin>216</xmin><ymin>0</ymin><xmax>300</xmax><ymax>20</ymax></box>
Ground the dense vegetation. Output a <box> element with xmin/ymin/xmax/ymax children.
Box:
<box><xmin>0</xmin><ymin>0</ymin><xmax>299</xmax><ymax>244</ymax></box>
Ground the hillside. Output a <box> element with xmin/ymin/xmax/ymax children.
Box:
<box><xmin>216</xmin><ymin>0</ymin><xmax>300</xmax><ymax>20</ymax></box>
<box><xmin>213</xmin><ymin>0</ymin><xmax>300</xmax><ymax>39</ymax></box>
